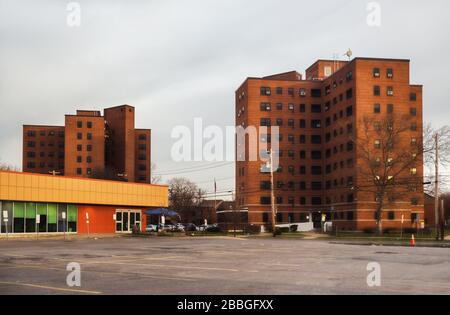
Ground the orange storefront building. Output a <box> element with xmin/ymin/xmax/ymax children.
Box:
<box><xmin>0</xmin><ymin>170</ymin><xmax>168</xmax><ymax>236</ymax></box>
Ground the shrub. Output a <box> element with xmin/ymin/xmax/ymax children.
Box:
<box><xmin>246</xmin><ymin>225</ymin><xmax>261</xmax><ymax>235</ymax></box>
<box><xmin>290</xmin><ymin>225</ymin><xmax>298</xmax><ymax>232</ymax></box>
<box><xmin>279</xmin><ymin>227</ymin><xmax>290</xmax><ymax>233</ymax></box>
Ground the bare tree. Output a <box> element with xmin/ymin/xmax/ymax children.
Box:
<box><xmin>355</xmin><ymin>114</ymin><xmax>423</xmax><ymax>234</ymax></box>
<box><xmin>151</xmin><ymin>163</ymin><xmax>162</xmax><ymax>184</ymax></box>
<box><xmin>168</xmin><ymin>177</ymin><xmax>206</xmax><ymax>223</ymax></box>
<box><xmin>0</xmin><ymin>159</ymin><xmax>20</xmax><ymax>171</ymax></box>
<box><xmin>423</xmin><ymin>123</ymin><xmax>450</xmax><ymax>195</ymax></box>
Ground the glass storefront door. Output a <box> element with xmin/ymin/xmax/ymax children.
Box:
<box><xmin>115</xmin><ymin>210</ymin><xmax>141</xmax><ymax>233</ymax></box>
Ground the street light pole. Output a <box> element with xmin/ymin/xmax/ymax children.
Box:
<box><xmin>434</xmin><ymin>133</ymin><xmax>440</xmax><ymax>240</ymax></box>
<box><xmin>269</xmin><ymin>149</ymin><xmax>277</xmax><ymax>237</ymax></box>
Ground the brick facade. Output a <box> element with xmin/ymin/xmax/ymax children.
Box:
<box><xmin>235</xmin><ymin>58</ymin><xmax>424</xmax><ymax>231</ymax></box>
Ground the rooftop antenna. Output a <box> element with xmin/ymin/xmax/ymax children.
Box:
<box><xmin>344</xmin><ymin>48</ymin><xmax>353</xmax><ymax>61</ymax></box>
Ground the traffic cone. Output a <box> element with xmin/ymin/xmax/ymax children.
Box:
<box><xmin>410</xmin><ymin>234</ymin><xmax>415</xmax><ymax>247</ymax></box>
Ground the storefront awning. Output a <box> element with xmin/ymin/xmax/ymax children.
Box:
<box><xmin>145</xmin><ymin>208</ymin><xmax>179</xmax><ymax>217</ymax></box>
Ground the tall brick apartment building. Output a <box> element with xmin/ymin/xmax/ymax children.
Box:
<box><xmin>23</xmin><ymin>105</ymin><xmax>151</xmax><ymax>184</ymax></box>
<box><xmin>235</xmin><ymin>57</ymin><xmax>424</xmax><ymax>231</ymax></box>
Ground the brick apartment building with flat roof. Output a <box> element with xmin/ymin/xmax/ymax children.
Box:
<box><xmin>235</xmin><ymin>57</ymin><xmax>424</xmax><ymax>231</ymax></box>
<box><xmin>23</xmin><ymin>105</ymin><xmax>152</xmax><ymax>184</ymax></box>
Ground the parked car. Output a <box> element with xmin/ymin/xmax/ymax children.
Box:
<box><xmin>159</xmin><ymin>224</ymin><xmax>175</xmax><ymax>231</ymax></box>
<box><xmin>184</xmin><ymin>223</ymin><xmax>199</xmax><ymax>232</ymax></box>
<box><xmin>145</xmin><ymin>224</ymin><xmax>158</xmax><ymax>232</ymax></box>
<box><xmin>174</xmin><ymin>223</ymin><xmax>185</xmax><ymax>232</ymax></box>
<box><xmin>205</xmin><ymin>224</ymin><xmax>221</xmax><ymax>233</ymax></box>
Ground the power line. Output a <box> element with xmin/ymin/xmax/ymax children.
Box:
<box><xmin>155</xmin><ymin>162</ymin><xmax>233</xmax><ymax>176</ymax></box>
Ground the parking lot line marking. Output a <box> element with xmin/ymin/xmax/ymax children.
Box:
<box><xmin>0</xmin><ymin>281</ymin><xmax>102</xmax><ymax>294</ymax></box>
<box><xmin>0</xmin><ymin>263</ymin><xmax>198</xmax><ymax>282</ymax></box>
<box><xmin>82</xmin><ymin>260</ymin><xmax>243</xmax><ymax>272</ymax></box>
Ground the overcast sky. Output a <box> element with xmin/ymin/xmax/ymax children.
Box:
<box><xmin>1</xmin><ymin>0</ymin><xmax>449</xmax><ymax>196</ymax></box>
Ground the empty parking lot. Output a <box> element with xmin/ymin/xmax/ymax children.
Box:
<box><xmin>0</xmin><ymin>236</ymin><xmax>449</xmax><ymax>295</ymax></box>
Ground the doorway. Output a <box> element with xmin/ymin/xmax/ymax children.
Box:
<box><xmin>115</xmin><ymin>210</ymin><xmax>141</xmax><ymax>233</ymax></box>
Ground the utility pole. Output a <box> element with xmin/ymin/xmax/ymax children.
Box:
<box><xmin>440</xmin><ymin>199</ymin><xmax>445</xmax><ymax>241</ymax></box>
<box><xmin>434</xmin><ymin>134</ymin><xmax>440</xmax><ymax>241</ymax></box>
<box><xmin>269</xmin><ymin>149</ymin><xmax>277</xmax><ymax>237</ymax></box>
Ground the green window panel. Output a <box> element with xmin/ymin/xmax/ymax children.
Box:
<box><xmin>14</xmin><ymin>202</ymin><xmax>25</xmax><ymax>218</ymax></box>
<box><xmin>26</xmin><ymin>202</ymin><xmax>36</xmax><ymax>219</ymax></box>
<box><xmin>68</xmin><ymin>205</ymin><xmax>77</xmax><ymax>222</ymax></box>
<box><xmin>37</xmin><ymin>203</ymin><xmax>47</xmax><ymax>215</ymax></box>
<box><xmin>48</xmin><ymin>204</ymin><xmax>57</xmax><ymax>224</ymax></box>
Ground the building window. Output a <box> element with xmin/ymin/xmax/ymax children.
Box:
<box><xmin>410</xmin><ymin>168</ymin><xmax>417</xmax><ymax>175</ymax></box>
<box><xmin>86</xmin><ymin>133</ymin><xmax>92</xmax><ymax>140</ymax></box>
<box><xmin>311</xmin><ymin>89</ymin><xmax>321</xmax><ymax>98</ymax></box>
<box><xmin>262</xmin><ymin>213</ymin><xmax>269</xmax><ymax>223</ymax></box>
<box><xmin>288</xmin><ymin>104</ymin><xmax>295</xmax><ymax>111</ymax></box>
<box><xmin>387</xmin><ymin>68</ymin><xmax>394</xmax><ymax>78</ymax></box>
<box><xmin>139</xmin><ymin>134</ymin><xmax>147</xmax><ymax>141</ymax></box>
<box><xmin>276</xmin><ymin>118</ymin><xmax>283</xmax><ymax>126</ymax></box>
<box><xmin>311</xmin><ymin>120</ymin><xmax>321</xmax><ymax>128</ymax></box>
<box><xmin>139</xmin><ymin>144</ymin><xmax>147</xmax><ymax>150</ymax></box>
<box><xmin>311</xmin><ymin>104</ymin><xmax>321</xmax><ymax>113</ymax></box>
<box><xmin>276</xmin><ymin>103</ymin><xmax>283</xmax><ymax>110</ymax></box>
<box><xmin>387</xmin><ymin>104</ymin><xmax>394</xmax><ymax>114</ymax></box>
<box><xmin>312</xmin><ymin>197</ymin><xmax>322</xmax><ymax>205</ymax></box>
<box><xmin>374</xmin><ymin>103</ymin><xmax>381</xmax><ymax>113</ymax></box>
<box><xmin>411</xmin><ymin>123</ymin><xmax>417</xmax><ymax>131</ymax></box>
<box><xmin>311</xmin><ymin>151</ymin><xmax>322</xmax><ymax>160</ymax></box>
<box><xmin>387</xmin><ymin>86</ymin><xmax>394</xmax><ymax>96</ymax></box>
<box><xmin>260</xmin><ymin>87</ymin><xmax>271</xmax><ymax>96</ymax></box>
<box><xmin>410</xmin><ymin>93</ymin><xmax>417</xmax><ymax>101</ymax></box>
<box><xmin>299</xmin><ymin>119</ymin><xmax>306</xmax><ymax>128</ymax></box>
<box><xmin>346</xmin><ymin>106</ymin><xmax>353</xmax><ymax>117</ymax></box>
<box><xmin>76</xmin><ymin>168</ymin><xmax>82</xmax><ymax>175</ymax></box>
<box><xmin>77</xmin><ymin>144</ymin><xmax>82</xmax><ymax>151</ymax></box>
<box><xmin>77</xmin><ymin>121</ymin><xmax>82</xmax><ymax>128</ymax></box>
<box><xmin>300</xmin><ymin>104</ymin><xmax>306</xmax><ymax>113</ymax></box>
<box><xmin>288</xmin><ymin>88</ymin><xmax>294</xmax><ymax>96</ymax></box>
<box><xmin>299</xmin><ymin>88</ymin><xmax>306</xmax><ymax>97</ymax></box>
<box><xmin>300</xmin><ymin>151</ymin><xmax>306</xmax><ymax>159</ymax></box>
<box><xmin>411</xmin><ymin>198</ymin><xmax>419</xmax><ymax>206</ymax></box>
<box><xmin>27</xmin><ymin>130</ymin><xmax>36</xmax><ymax>137</ymax></box>
<box><xmin>346</xmin><ymin>71</ymin><xmax>353</xmax><ymax>81</ymax></box>
<box><xmin>260</xmin><ymin>197</ymin><xmax>271</xmax><ymax>205</ymax></box>
<box><xmin>300</xmin><ymin>197</ymin><xmax>306</xmax><ymax>205</ymax></box>
<box><xmin>87</xmin><ymin>145</ymin><xmax>92</xmax><ymax>152</ymax></box>
<box><xmin>374</xmin><ymin>140</ymin><xmax>381</xmax><ymax>149</ymax></box>
<box><xmin>311</xmin><ymin>166</ymin><xmax>322</xmax><ymax>175</ymax></box>
<box><xmin>27</xmin><ymin>162</ymin><xmax>36</xmax><ymax>169</ymax></box>
<box><xmin>276</xmin><ymin>87</ymin><xmax>283</xmax><ymax>95</ymax></box>
<box><xmin>346</xmin><ymin>88</ymin><xmax>353</xmax><ymax>99</ymax></box>
<box><xmin>87</xmin><ymin>121</ymin><xmax>93</xmax><ymax>129</ymax></box>
<box><xmin>410</xmin><ymin>108</ymin><xmax>417</xmax><ymax>116</ymax></box>
<box><xmin>260</xmin><ymin>118</ymin><xmax>271</xmax><ymax>127</ymax></box>
<box><xmin>77</xmin><ymin>156</ymin><xmax>82</xmax><ymax>163</ymax></box>
<box><xmin>138</xmin><ymin>154</ymin><xmax>147</xmax><ymax>161</ymax></box>
<box><xmin>373</xmin><ymin>68</ymin><xmax>380</xmax><ymax>77</ymax></box>
<box><xmin>388</xmin><ymin>211</ymin><xmax>395</xmax><ymax>220</ymax></box>
<box><xmin>27</xmin><ymin>141</ymin><xmax>36</xmax><ymax>148</ymax></box>
<box><xmin>288</xmin><ymin>119</ymin><xmax>294</xmax><ymax>128</ymax></box>
<box><xmin>311</xmin><ymin>135</ymin><xmax>321</xmax><ymax>144</ymax></box>
<box><xmin>374</xmin><ymin>85</ymin><xmax>381</xmax><ymax>96</ymax></box>
<box><xmin>299</xmin><ymin>135</ymin><xmax>306</xmax><ymax>144</ymax></box>
<box><xmin>77</xmin><ymin>133</ymin><xmax>82</xmax><ymax>140</ymax></box>
<box><xmin>260</xmin><ymin>103</ymin><xmax>271</xmax><ymax>111</ymax></box>
<box><xmin>86</xmin><ymin>156</ymin><xmax>92</xmax><ymax>163</ymax></box>
<box><xmin>87</xmin><ymin>168</ymin><xmax>92</xmax><ymax>175</ymax></box>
